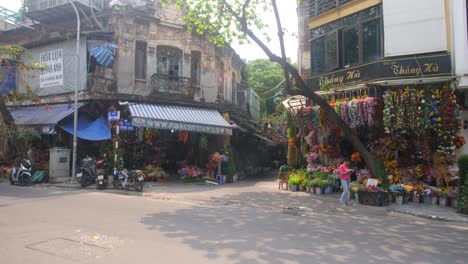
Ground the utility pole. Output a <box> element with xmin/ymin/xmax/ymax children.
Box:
<box><xmin>69</xmin><ymin>0</ymin><xmax>80</xmax><ymax>182</ymax></box>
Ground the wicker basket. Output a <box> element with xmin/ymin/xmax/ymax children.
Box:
<box><xmin>358</xmin><ymin>190</ymin><xmax>390</xmax><ymax>206</ymax></box>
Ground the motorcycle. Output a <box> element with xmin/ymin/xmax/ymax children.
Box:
<box><xmin>95</xmin><ymin>158</ymin><xmax>107</xmax><ymax>190</ymax></box>
<box><xmin>112</xmin><ymin>159</ymin><xmax>144</xmax><ymax>192</ymax></box>
<box><xmin>77</xmin><ymin>156</ymin><xmax>105</xmax><ymax>188</ymax></box>
<box><xmin>9</xmin><ymin>159</ymin><xmax>32</xmax><ymax>186</ymax></box>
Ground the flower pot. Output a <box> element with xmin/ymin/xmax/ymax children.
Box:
<box><xmin>311</xmin><ymin>186</ymin><xmax>316</xmax><ymax>194</ymax></box>
<box><xmin>354</xmin><ymin>192</ymin><xmax>359</xmax><ymax>202</ymax></box>
<box><xmin>290</xmin><ymin>184</ymin><xmax>298</xmax><ymax>192</ymax></box>
<box><xmin>423</xmin><ymin>195</ymin><xmax>432</xmax><ymax>205</ymax></box>
<box><xmin>316</xmin><ymin>187</ymin><xmax>322</xmax><ymax>195</ymax></box>
<box><xmin>413</xmin><ymin>194</ymin><xmax>420</xmax><ymax>203</ymax></box>
<box><xmin>299</xmin><ymin>185</ymin><xmax>304</xmax><ymax>192</ymax></box>
<box><xmin>395</xmin><ymin>196</ymin><xmax>403</xmax><ymax>205</ymax></box>
<box><xmin>451</xmin><ymin>198</ymin><xmax>458</xmax><ymax>208</ymax></box>
<box><xmin>431</xmin><ymin>196</ymin><xmax>438</xmax><ymax>205</ymax></box>
<box><xmin>403</xmin><ymin>195</ymin><xmax>409</xmax><ymax>204</ymax></box>
<box><xmin>439</xmin><ymin>197</ymin><xmax>448</xmax><ymax>206</ymax></box>
<box><xmin>324</xmin><ymin>186</ymin><xmax>333</xmax><ymax>194</ymax></box>
<box><xmin>157</xmin><ymin>178</ymin><xmax>169</xmax><ymax>183</ymax></box>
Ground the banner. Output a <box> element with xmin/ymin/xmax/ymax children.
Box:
<box><xmin>40</xmin><ymin>49</ymin><xmax>63</xmax><ymax>88</ymax></box>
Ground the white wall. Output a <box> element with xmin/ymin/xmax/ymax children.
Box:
<box><xmin>452</xmin><ymin>0</ymin><xmax>468</xmax><ymax>89</ymax></box>
<box><xmin>383</xmin><ymin>0</ymin><xmax>447</xmax><ymax>57</ymax></box>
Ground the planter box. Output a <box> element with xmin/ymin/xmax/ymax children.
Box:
<box><xmin>316</xmin><ymin>187</ymin><xmax>322</xmax><ymax>195</ymax></box>
<box><xmin>358</xmin><ymin>191</ymin><xmax>390</xmax><ymax>206</ymax></box>
<box><xmin>439</xmin><ymin>197</ymin><xmax>448</xmax><ymax>206</ymax></box>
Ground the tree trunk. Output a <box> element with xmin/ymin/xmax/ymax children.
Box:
<box><xmin>0</xmin><ymin>97</ymin><xmax>15</xmax><ymax>127</ymax></box>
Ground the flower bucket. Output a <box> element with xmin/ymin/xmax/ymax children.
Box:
<box><xmin>402</xmin><ymin>195</ymin><xmax>409</xmax><ymax>204</ymax></box>
<box><xmin>316</xmin><ymin>187</ymin><xmax>322</xmax><ymax>195</ymax></box>
<box><xmin>431</xmin><ymin>196</ymin><xmax>438</xmax><ymax>205</ymax></box>
<box><xmin>451</xmin><ymin>198</ymin><xmax>458</xmax><ymax>208</ymax></box>
<box><xmin>413</xmin><ymin>194</ymin><xmax>420</xmax><ymax>203</ymax></box>
<box><xmin>439</xmin><ymin>197</ymin><xmax>448</xmax><ymax>206</ymax></box>
<box><xmin>311</xmin><ymin>186</ymin><xmax>316</xmax><ymax>194</ymax></box>
<box><xmin>354</xmin><ymin>192</ymin><xmax>359</xmax><ymax>202</ymax></box>
<box><xmin>395</xmin><ymin>196</ymin><xmax>403</xmax><ymax>206</ymax></box>
<box><xmin>290</xmin><ymin>185</ymin><xmax>298</xmax><ymax>192</ymax></box>
<box><xmin>299</xmin><ymin>185</ymin><xmax>304</xmax><ymax>192</ymax></box>
<box><xmin>423</xmin><ymin>196</ymin><xmax>432</xmax><ymax>205</ymax></box>
<box><xmin>324</xmin><ymin>186</ymin><xmax>333</xmax><ymax>194</ymax></box>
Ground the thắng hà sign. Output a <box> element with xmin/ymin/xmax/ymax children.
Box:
<box><xmin>39</xmin><ymin>49</ymin><xmax>63</xmax><ymax>88</ymax></box>
<box><xmin>306</xmin><ymin>53</ymin><xmax>452</xmax><ymax>91</ymax></box>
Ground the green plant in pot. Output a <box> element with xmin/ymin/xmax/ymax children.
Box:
<box><xmin>310</xmin><ymin>178</ymin><xmax>320</xmax><ymax>194</ymax></box>
<box><xmin>302</xmin><ymin>178</ymin><xmax>310</xmax><ymax>192</ymax></box>
<box><xmin>316</xmin><ymin>179</ymin><xmax>328</xmax><ymax>195</ymax></box>
<box><xmin>288</xmin><ymin>175</ymin><xmax>300</xmax><ymax>192</ymax></box>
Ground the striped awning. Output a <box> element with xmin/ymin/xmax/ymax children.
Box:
<box><xmin>129</xmin><ymin>103</ymin><xmax>232</xmax><ymax>135</ymax></box>
<box><xmin>10</xmin><ymin>102</ymin><xmax>85</xmax><ymax>134</ymax></box>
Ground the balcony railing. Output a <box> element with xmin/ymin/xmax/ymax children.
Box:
<box><xmin>310</xmin><ymin>0</ymin><xmax>353</xmax><ymax>18</ymax></box>
<box><xmin>150</xmin><ymin>73</ymin><xmax>194</xmax><ymax>97</ymax></box>
<box><xmin>26</xmin><ymin>0</ymin><xmax>104</xmax><ymax>13</ymax></box>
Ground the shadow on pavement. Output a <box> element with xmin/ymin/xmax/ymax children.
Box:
<box><xmin>140</xmin><ymin>191</ymin><xmax>468</xmax><ymax>264</ymax></box>
<box><xmin>0</xmin><ymin>183</ymin><xmax>84</xmax><ymax>199</ymax></box>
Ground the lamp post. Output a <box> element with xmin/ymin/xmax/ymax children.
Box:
<box><xmin>69</xmin><ymin>0</ymin><xmax>80</xmax><ymax>182</ymax></box>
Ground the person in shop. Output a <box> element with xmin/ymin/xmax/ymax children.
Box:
<box><xmin>338</xmin><ymin>160</ymin><xmax>353</xmax><ymax>206</ymax></box>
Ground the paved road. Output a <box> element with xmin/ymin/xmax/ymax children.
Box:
<box><xmin>0</xmin><ymin>178</ymin><xmax>467</xmax><ymax>264</ymax></box>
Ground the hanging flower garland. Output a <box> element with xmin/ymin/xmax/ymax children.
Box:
<box><xmin>432</xmin><ymin>87</ymin><xmax>460</xmax><ymax>158</ymax></box>
<box><xmin>395</xmin><ymin>90</ymin><xmax>406</xmax><ymax>132</ymax></box>
<box><xmin>340</xmin><ymin>101</ymin><xmax>349</xmax><ymax>126</ymax></box>
<box><xmin>348</xmin><ymin>99</ymin><xmax>358</xmax><ymax>128</ymax></box>
<box><xmin>383</xmin><ymin>91</ymin><xmax>394</xmax><ymax>133</ymax></box>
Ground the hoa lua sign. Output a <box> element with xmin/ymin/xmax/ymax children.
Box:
<box><xmin>40</xmin><ymin>49</ymin><xmax>63</xmax><ymax>88</ymax></box>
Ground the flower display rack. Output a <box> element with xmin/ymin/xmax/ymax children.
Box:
<box><xmin>358</xmin><ymin>190</ymin><xmax>390</xmax><ymax>206</ymax></box>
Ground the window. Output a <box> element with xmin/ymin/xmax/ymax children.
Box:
<box><xmin>310</xmin><ymin>5</ymin><xmax>383</xmax><ymax>75</ymax></box>
<box><xmin>310</xmin><ymin>0</ymin><xmax>353</xmax><ymax>18</ymax></box>
<box><xmin>190</xmin><ymin>51</ymin><xmax>201</xmax><ymax>85</ymax></box>
<box><xmin>135</xmin><ymin>41</ymin><xmax>147</xmax><ymax>80</ymax></box>
<box><xmin>343</xmin><ymin>26</ymin><xmax>359</xmax><ymax>67</ymax></box>
<box><xmin>363</xmin><ymin>19</ymin><xmax>382</xmax><ymax>62</ymax></box>
<box><xmin>157</xmin><ymin>46</ymin><xmax>182</xmax><ymax>80</ymax></box>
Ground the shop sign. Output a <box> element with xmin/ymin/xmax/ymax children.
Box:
<box><xmin>366</xmin><ymin>179</ymin><xmax>379</xmax><ymax>187</ymax></box>
<box><xmin>307</xmin><ymin>53</ymin><xmax>452</xmax><ymax>91</ymax></box>
<box><xmin>39</xmin><ymin>49</ymin><xmax>63</xmax><ymax>88</ymax></box>
<box><xmin>132</xmin><ymin>117</ymin><xmax>232</xmax><ymax>136</ymax></box>
<box><xmin>119</xmin><ymin>120</ymin><xmax>135</xmax><ymax>132</ymax></box>
<box><xmin>108</xmin><ymin>111</ymin><xmax>120</xmax><ymax>122</ymax></box>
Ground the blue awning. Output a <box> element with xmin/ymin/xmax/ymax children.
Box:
<box><xmin>10</xmin><ymin>103</ymin><xmax>85</xmax><ymax>134</ymax></box>
<box><xmin>91</xmin><ymin>43</ymin><xmax>117</xmax><ymax>67</ymax></box>
<box><xmin>129</xmin><ymin>103</ymin><xmax>232</xmax><ymax>135</ymax></box>
<box><xmin>60</xmin><ymin>116</ymin><xmax>111</xmax><ymax>141</ymax></box>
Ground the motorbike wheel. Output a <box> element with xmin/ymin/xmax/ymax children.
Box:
<box><xmin>113</xmin><ymin>178</ymin><xmax>123</xmax><ymax>189</ymax></box>
<box><xmin>79</xmin><ymin>172</ymin><xmax>91</xmax><ymax>188</ymax></box>
<box><xmin>133</xmin><ymin>178</ymin><xmax>144</xmax><ymax>192</ymax></box>
<box><xmin>18</xmin><ymin>173</ymin><xmax>31</xmax><ymax>186</ymax></box>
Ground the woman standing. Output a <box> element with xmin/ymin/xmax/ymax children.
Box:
<box><xmin>338</xmin><ymin>160</ymin><xmax>352</xmax><ymax>205</ymax></box>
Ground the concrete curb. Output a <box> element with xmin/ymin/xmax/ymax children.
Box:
<box><xmin>387</xmin><ymin>207</ymin><xmax>468</xmax><ymax>223</ymax></box>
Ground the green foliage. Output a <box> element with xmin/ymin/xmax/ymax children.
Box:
<box><xmin>457</xmin><ymin>155</ymin><xmax>468</xmax><ymax>214</ymax></box>
<box><xmin>309</xmin><ymin>178</ymin><xmax>320</xmax><ymax>187</ymax></box>
<box><xmin>0</xmin><ymin>125</ymin><xmax>40</xmax><ymax>159</ymax></box>
<box><xmin>161</xmin><ymin>0</ymin><xmax>270</xmax><ymax>46</ymax></box>
<box><xmin>245</xmin><ymin>59</ymin><xmax>285</xmax><ymax>95</ymax></box>
<box><xmin>278</xmin><ymin>164</ymin><xmax>294</xmax><ymax>179</ymax></box>
<box><xmin>222</xmin><ymin>145</ymin><xmax>236</xmax><ymax>179</ymax></box>
<box><xmin>288</xmin><ymin>174</ymin><xmax>300</xmax><ymax>186</ymax></box>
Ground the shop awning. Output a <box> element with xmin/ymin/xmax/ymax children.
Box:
<box><xmin>60</xmin><ymin>116</ymin><xmax>111</xmax><ymax>141</ymax></box>
<box><xmin>370</xmin><ymin>76</ymin><xmax>457</xmax><ymax>86</ymax></box>
<box><xmin>10</xmin><ymin>102</ymin><xmax>85</xmax><ymax>134</ymax></box>
<box><xmin>129</xmin><ymin>103</ymin><xmax>232</xmax><ymax>135</ymax></box>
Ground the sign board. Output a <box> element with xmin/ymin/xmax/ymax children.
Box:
<box><xmin>306</xmin><ymin>53</ymin><xmax>452</xmax><ymax>91</ymax></box>
<box><xmin>366</xmin><ymin>179</ymin><xmax>379</xmax><ymax>187</ymax></box>
<box><xmin>119</xmin><ymin>120</ymin><xmax>135</xmax><ymax>132</ymax></box>
<box><xmin>39</xmin><ymin>49</ymin><xmax>63</xmax><ymax>88</ymax></box>
<box><xmin>108</xmin><ymin>111</ymin><xmax>120</xmax><ymax>122</ymax></box>
<box><xmin>132</xmin><ymin>117</ymin><xmax>232</xmax><ymax>136</ymax></box>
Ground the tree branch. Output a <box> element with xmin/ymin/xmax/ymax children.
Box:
<box><xmin>270</xmin><ymin>0</ymin><xmax>291</xmax><ymax>92</ymax></box>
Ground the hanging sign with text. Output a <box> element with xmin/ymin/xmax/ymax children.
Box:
<box><xmin>39</xmin><ymin>49</ymin><xmax>63</xmax><ymax>88</ymax></box>
<box><xmin>306</xmin><ymin>53</ymin><xmax>452</xmax><ymax>91</ymax></box>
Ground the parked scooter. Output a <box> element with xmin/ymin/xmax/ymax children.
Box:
<box><xmin>9</xmin><ymin>159</ymin><xmax>32</xmax><ymax>186</ymax></box>
<box><xmin>112</xmin><ymin>159</ymin><xmax>144</xmax><ymax>192</ymax></box>
<box><xmin>95</xmin><ymin>158</ymin><xmax>107</xmax><ymax>190</ymax></box>
<box><xmin>77</xmin><ymin>156</ymin><xmax>101</xmax><ymax>188</ymax></box>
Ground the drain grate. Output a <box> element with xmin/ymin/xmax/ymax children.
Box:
<box><xmin>26</xmin><ymin>237</ymin><xmax>108</xmax><ymax>261</ymax></box>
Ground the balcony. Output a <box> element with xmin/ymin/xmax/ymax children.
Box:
<box><xmin>309</xmin><ymin>0</ymin><xmax>353</xmax><ymax>18</ymax></box>
<box><xmin>150</xmin><ymin>73</ymin><xmax>195</xmax><ymax>98</ymax></box>
<box><xmin>26</xmin><ymin>0</ymin><xmax>104</xmax><ymax>23</ymax></box>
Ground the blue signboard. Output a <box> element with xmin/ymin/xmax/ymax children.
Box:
<box><xmin>107</xmin><ymin>111</ymin><xmax>120</xmax><ymax>121</ymax></box>
<box><xmin>119</xmin><ymin>120</ymin><xmax>135</xmax><ymax>132</ymax></box>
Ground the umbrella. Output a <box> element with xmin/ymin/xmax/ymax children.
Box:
<box><xmin>90</xmin><ymin>43</ymin><xmax>118</xmax><ymax>67</ymax></box>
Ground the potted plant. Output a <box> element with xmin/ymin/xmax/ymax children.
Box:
<box><xmin>298</xmin><ymin>176</ymin><xmax>306</xmax><ymax>191</ymax></box>
<box><xmin>310</xmin><ymin>178</ymin><xmax>320</xmax><ymax>194</ymax></box>
<box><xmin>302</xmin><ymin>178</ymin><xmax>310</xmax><ymax>192</ymax></box>
<box><xmin>422</xmin><ymin>189</ymin><xmax>432</xmax><ymax>205</ymax></box>
<box><xmin>316</xmin><ymin>179</ymin><xmax>328</xmax><ymax>195</ymax></box>
<box><xmin>288</xmin><ymin>175</ymin><xmax>300</xmax><ymax>192</ymax></box>
<box><xmin>390</xmin><ymin>185</ymin><xmax>407</xmax><ymax>205</ymax></box>
<box><xmin>439</xmin><ymin>190</ymin><xmax>448</xmax><ymax>206</ymax></box>
<box><xmin>350</xmin><ymin>182</ymin><xmax>363</xmax><ymax>201</ymax></box>
<box><xmin>412</xmin><ymin>190</ymin><xmax>421</xmax><ymax>204</ymax></box>
<box><xmin>324</xmin><ymin>178</ymin><xmax>334</xmax><ymax>194</ymax></box>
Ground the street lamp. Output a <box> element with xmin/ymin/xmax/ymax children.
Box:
<box><xmin>69</xmin><ymin>0</ymin><xmax>80</xmax><ymax>183</ymax></box>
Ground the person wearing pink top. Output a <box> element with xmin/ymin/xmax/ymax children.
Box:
<box><xmin>338</xmin><ymin>160</ymin><xmax>352</xmax><ymax>205</ymax></box>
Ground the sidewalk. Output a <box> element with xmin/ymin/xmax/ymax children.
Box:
<box><xmin>387</xmin><ymin>203</ymin><xmax>468</xmax><ymax>223</ymax></box>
